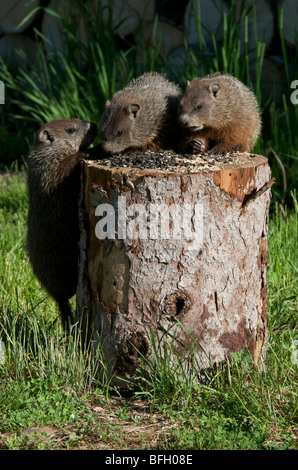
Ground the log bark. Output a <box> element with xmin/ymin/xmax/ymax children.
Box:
<box><xmin>76</xmin><ymin>153</ymin><xmax>272</xmax><ymax>388</ymax></box>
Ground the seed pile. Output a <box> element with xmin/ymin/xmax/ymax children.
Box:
<box><xmin>93</xmin><ymin>149</ymin><xmax>251</xmax><ymax>173</ymax></box>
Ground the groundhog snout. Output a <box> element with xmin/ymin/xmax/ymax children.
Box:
<box><xmin>178</xmin><ymin>113</ymin><xmax>190</xmax><ymax>127</ymax></box>
<box><xmin>101</xmin><ymin>138</ymin><xmax>110</xmax><ymax>153</ymax></box>
<box><xmin>101</xmin><ymin>139</ymin><xmax>118</xmax><ymax>154</ymax></box>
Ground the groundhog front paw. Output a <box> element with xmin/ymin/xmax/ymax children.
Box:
<box><xmin>54</xmin><ymin>152</ymin><xmax>90</xmax><ymax>187</ymax></box>
<box><xmin>188</xmin><ymin>138</ymin><xmax>207</xmax><ymax>154</ymax></box>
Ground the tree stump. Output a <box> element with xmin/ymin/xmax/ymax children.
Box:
<box><xmin>76</xmin><ymin>151</ymin><xmax>272</xmax><ymax>388</ymax></box>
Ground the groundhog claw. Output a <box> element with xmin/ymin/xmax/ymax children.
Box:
<box><xmin>190</xmin><ymin>139</ymin><xmax>206</xmax><ymax>154</ymax></box>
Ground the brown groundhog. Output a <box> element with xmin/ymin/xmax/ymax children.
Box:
<box><xmin>27</xmin><ymin>119</ymin><xmax>97</xmax><ymax>328</ymax></box>
<box><xmin>178</xmin><ymin>73</ymin><xmax>261</xmax><ymax>154</ymax></box>
<box><xmin>100</xmin><ymin>72</ymin><xmax>182</xmax><ymax>154</ymax></box>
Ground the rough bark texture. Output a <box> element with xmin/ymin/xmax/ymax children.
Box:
<box><xmin>76</xmin><ymin>154</ymin><xmax>272</xmax><ymax>387</ymax></box>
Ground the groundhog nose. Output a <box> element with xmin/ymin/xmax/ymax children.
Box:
<box><xmin>101</xmin><ymin>138</ymin><xmax>110</xmax><ymax>153</ymax></box>
<box><xmin>179</xmin><ymin>114</ymin><xmax>189</xmax><ymax>127</ymax></box>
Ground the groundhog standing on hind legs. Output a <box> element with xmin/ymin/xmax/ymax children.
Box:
<box><xmin>27</xmin><ymin>119</ymin><xmax>97</xmax><ymax>329</ymax></box>
<box><xmin>178</xmin><ymin>73</ymin><xmax>261</xmax><ymax>154</ymax></box>
<box><xmin>100</xmin><ymin>72</ymin><xmax>182</xmax><ymax>154</ymax></box>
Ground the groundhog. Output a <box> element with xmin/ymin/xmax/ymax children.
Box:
<box><xmin>178</xmin><ymin>73</ymin><xmax>261</xmax><ymax>154</ymax></box>
<box><xmin>27</xmin><ymin>119</ymin><xmax>97</xmax><ymax>328</ymax></box>
<box><xmin>100</xmin><ymin>72</ymin><xmax>182</xmax><ymax>154</ymax></box>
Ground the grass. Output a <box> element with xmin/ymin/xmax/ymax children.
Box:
<box><xmin>0</xmin><ymin>172</ymin><xmax>297</xmax><ymax>450</ymax></box>
<box><xmin>0</xmin><ymin>0</ymin><xmax>297</xmax><ymax>451</ymax></box>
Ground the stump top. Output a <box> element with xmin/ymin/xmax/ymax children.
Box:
<box><xmin>87</xmin><ymin>150</ymin><xmax>268</xmax><ymax>176</ymax></box>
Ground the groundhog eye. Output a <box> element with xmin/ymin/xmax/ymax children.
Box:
<box><xmin>67</xmin><ymin>128</ymin><xmax>75</xmax><ymax>134</ymax></box>
<box><xmin>197</xmin><ymin>104</ymin><xmax>203</xmax><ymax>110</ymax></box>
<box><xmin>117</xmin><ymin>129</ymin><xmax>123</xmax><ymax>136</ymax></box>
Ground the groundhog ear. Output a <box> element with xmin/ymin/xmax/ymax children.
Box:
<box><xmin>129</xmin><ymin>104</ymin><xmax>140</xmax><ymax>118</ymax></box>
<box><xmin>186</xmin><ymin>80</ymin><xmax>191</xmax><ymax>88</ymax></box>
<box><xmin>38</xmin><ymin>129</ymin><xmax>54</xmax><ymax>144</ymax></box>
<box><xmin>210</xmin><ymin>83</ymin><xmax>220</xmax><ymax>98</ymax></box>
<box><xmin>105</xmin><ymin>100</ymin><xmax>111</xmax><ymax>109</ymax></box>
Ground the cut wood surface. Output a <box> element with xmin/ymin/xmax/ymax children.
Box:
<box><xmin>77</xmin><ymin>152</ymin><xmax>272</xmax><ymax>387</ymax></box>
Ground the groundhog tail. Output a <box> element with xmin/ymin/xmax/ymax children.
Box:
<box><xmin>57</xmin><ymin>298</ymin><xmax>75</xmax><ymax>330</ymax></box>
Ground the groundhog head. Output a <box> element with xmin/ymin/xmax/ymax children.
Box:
<box><xmin>100</xmin><ymin>99</ymin><xmax>143</xmax><ymax>154</ymax></box>
<box><xmin>178</xmin><ymin>79</ymin><xmax>222</xmax><ymax>131</ymax></box>
<box><xmin>36</xmin><ymin>119</ymin><xmax>97</xmax><ymax>157</ymax></box>
<box><xmin>29</xmin><ymin>119</ymin><xmax>97</xmax><ymax>192</ymax></box>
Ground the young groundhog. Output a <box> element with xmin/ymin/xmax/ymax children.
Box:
<box><xmin>100</xmin><ymin>72</ymin><xmax>181</xmax><ymax>154</ymax></box>
<box><xmin>178</xmin><ymin>73</ymin><xmax>261</xmax><ymax>154</ymax></box>
<box><xmin>27</xmin><ymin>119</ymin><xmax>97</xmax><ymax>328</ymax></box>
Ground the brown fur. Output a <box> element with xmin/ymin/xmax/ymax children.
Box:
<box><xmin>27</xmin><ymin>119</ymin><xmax>97</xmax><ymax>328</ymax></box>
<box><xmin>100</xmin><ymin>72</ymin><xmax>182</xmax><ymax>154</ymax></box>
<box><xmin>178</xmin><ymin>73</ymin><xmax>261</xmax><ymax>154</ymax></box>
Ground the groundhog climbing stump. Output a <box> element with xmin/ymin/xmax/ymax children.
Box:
<box><xmin>76</xmin><ymin>151</ymin><xmax>273</xmax><ymax>387</ymax></box>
